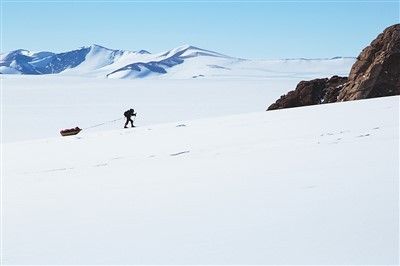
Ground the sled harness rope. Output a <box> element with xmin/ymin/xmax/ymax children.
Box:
<box><xmin>83</xmin><ymin>117</ymin><xmax>125</xmax><ymax>130</ymax></box>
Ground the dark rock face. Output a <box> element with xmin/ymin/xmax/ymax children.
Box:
<box><xmin>267</xmin><ymin>24</ymin><xmax>399</xmax><ymax>110</ymax></box>
<box><xmin>323</xmin><ymin>75</ymin><xmax>349</xmax><ymax>103</ymax></box>
<box><xmin>267</xmin><ymin>76</ymin><xmax>347</xmax><ymax>110</ymax></box>
<box><xmin>338</xmin><ymin>24</ymin><xmax>400</xmax><ymax>101</ymax></box>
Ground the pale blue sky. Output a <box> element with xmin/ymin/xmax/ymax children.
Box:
<box><xmin>2</xmin><ymin>0</ymin><xmax>399</xmax><ymax>58</ymax></box>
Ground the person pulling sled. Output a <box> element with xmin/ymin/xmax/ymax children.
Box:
<box><xmin>124</xmin><ymin>108</ymin><xmax>137</xmax><ymax>128</ymax></box>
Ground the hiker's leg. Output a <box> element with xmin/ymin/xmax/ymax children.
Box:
<box><xmin>129</xmin><ymin>118</ymin><xmax>134</xmax><ymax>127</ymax></box>
<box><xmin>124</xmin><ymin>118</ymin><xmax>129</xmax><ymax>128</ymax></box>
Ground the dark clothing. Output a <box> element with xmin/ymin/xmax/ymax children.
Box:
<box><xmin>124</xmin><ymin>109</ymin><xmax>136</xmax><ymax>128</ymax></box>
<box><xmin>124</xmin><ymin>117</ymin><xmax>134</xmax><ymax>128</ymax></box>
<box><xmin>124</xmin><ymin>109</ymin><xmax>135</xmax><ymax>118</ymax></box>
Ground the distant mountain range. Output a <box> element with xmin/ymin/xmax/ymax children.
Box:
<box><xmin>0</xmin><ymin>44</ymin><xmax>355</xmax><ymax>79</ymax></box>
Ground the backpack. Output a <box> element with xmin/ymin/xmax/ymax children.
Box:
<box><xmin>124</xmin><ymin>109</ymin><xmax>134</xmax><ymax>117</ymax></box>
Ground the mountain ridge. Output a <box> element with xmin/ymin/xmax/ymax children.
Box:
<box><xmin>0</xmin><ymin>44</ymin><xmax>355</xmax><ymax>79</ymax></box>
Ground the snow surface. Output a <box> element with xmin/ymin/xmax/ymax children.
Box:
<box><xmin>2</xmin><ymin>53</ymin><xmax>397</xmax><ymax>264</ymax></box>
<box><xmin>3</xmin><ymin>96</ymin><xmax>399</xmax><ymax>264</ymax></box>
<box><xmin>64</xmin><ymin>45</ymin><xmax>123</xmax><ymax>73</ymax></box>
<box><xmin>2</xmin><ymin>55</ymin><xmax>353</xmax><ymax>143</ymax></box>
<box><xmin>3</xmin><ymin>75</ymin><xmax>298</xmax><ymax>142</ymax></box>
<box><xmin>0</xmin><ymin>66</ymin><xmax>21</xmax><ymax>74</ymax></box>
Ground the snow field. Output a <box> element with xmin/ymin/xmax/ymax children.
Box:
<box><xmin>3</xmin><ymin>96</ymin><xmax>399</xmax><ymax>264</ymax></box>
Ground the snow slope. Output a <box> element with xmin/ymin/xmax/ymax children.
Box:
<box><xmin>3</xmin><ymin>70</ymin><xmax>350</xmax><ymax>142</ymax></box>
<box><xmin>1</xmin><ymin>44</ymin><xmax>355</xmax><ymax>79</ymax></box>
<box><xmin>2</xmin><ymin>52</ymin><xmax>354</xmax><ymax>143</ymax></box>
<box><xmin>3</xmin><ymin>96</ymin><xmax>399</xmax><ymax>264</ymax></box>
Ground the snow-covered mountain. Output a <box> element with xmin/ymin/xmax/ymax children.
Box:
<box><xmin>0</xmin><ymin>44</ymin><xmax>231</xmax><ymax>78</ymax></box>
<box><xmin>0</xmin><ymin>44</ymin><xmax>355</xmax><ymax>79</ymax></box>
<box><xmin>0</xmin><ymin>47</ymin><xmax>90</xmax><ymax>75</ymax></box>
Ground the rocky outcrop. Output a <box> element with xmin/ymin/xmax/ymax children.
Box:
<box><xmin>267</xmin><ymin>76</ymin><xmax>347</xmax><ymax>110</ymax></box>
<box><xmin>268</xmin><ymin>24</ymin><xmax>400</xmax><ymax>110</ymax></box>
<box><xmin>337</xmin><ymin>24</ymin><xmax>400</xmax><ymax>100</ymax></box>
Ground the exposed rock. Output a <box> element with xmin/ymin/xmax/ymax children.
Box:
<box><xmin>338</xmin><ymin>24</ymin><xmax>400</xmax><ymax>100</ymax></box>
<box><xmin>267</xmin><ymin>24</ymin><xmax>400</xmax><ymax>110</ymax></box>
<box><xmin>267</xmin><ymin>76</ymin><xmax>347</xmax><ymax>110</ymax></box>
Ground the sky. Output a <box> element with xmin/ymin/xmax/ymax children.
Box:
<box><xmin>1</xmin><ymin>0</ymin><xmax>399</xmax><ymax>59</ymax></box>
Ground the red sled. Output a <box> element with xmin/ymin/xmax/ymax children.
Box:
<box><xmin>60</xmin><ymin>127</ymin><xmax>82</xmax><ymax>136</ymax></box>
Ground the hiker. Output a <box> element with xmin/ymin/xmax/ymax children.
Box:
<box><xmin>124</xmin><ymin>108</ymin><xmax>136</xmax><ymax>128</ymax></box>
